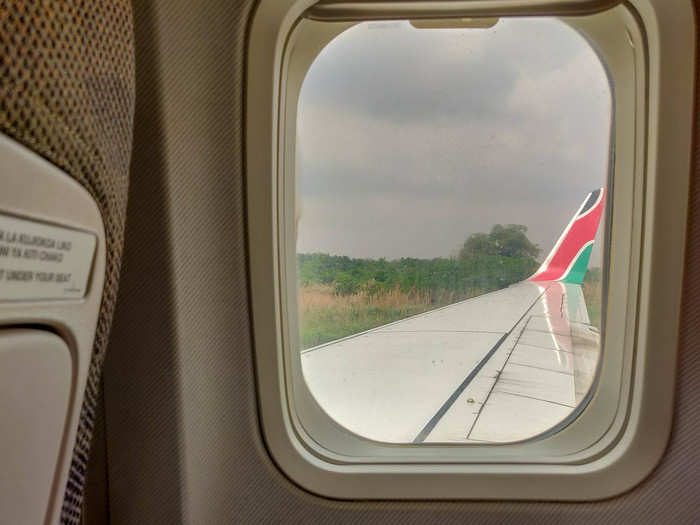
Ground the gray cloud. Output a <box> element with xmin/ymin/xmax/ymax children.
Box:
<box><xmin>300</xmin><ymin>19</ymin><xmax>595</xmax><ymax>124</ymax></box>
<box><xmin>296</xmin><ymin>18</ymin><xmax>612</xmax><ymax>265</ymax></box>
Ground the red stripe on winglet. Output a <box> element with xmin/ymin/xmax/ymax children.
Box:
<box><xmin>530</xmin><ymin>190</ymin><xmax>604</xmax><ymax>282</ymax></box>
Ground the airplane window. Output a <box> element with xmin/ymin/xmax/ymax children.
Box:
<box><xmin>295</xmin><ymin>18</ymin><xmax>611</xmax><ymax>444</ymax></box>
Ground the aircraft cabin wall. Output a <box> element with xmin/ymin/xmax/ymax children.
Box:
<box><xmin>90</xmin><ymin>0</ymin><xmax>700</xmax><ymax>523</ymax></box>
<box><xmin>2</xmin><ymin>0</ymin><xmax>698</xmax><ymax>523</ymax></box>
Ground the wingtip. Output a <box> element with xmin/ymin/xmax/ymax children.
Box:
<box><xmin>529</xmin><ymin>188</ymin><xmax>605</xmax><ymax>284</ymax></box>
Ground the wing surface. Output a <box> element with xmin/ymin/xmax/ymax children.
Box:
<box><xmin>301</xmin><ymin>189</ymin><xmax>604</xmax><ymax>443</ymax></box>
<box><xmin>421</xmin><ymin>281</ymin><xmax>600</xmax><ymax>443</ymax></box>
<box><xmin>301</xmin><ymin>281</ymin><xmax>599</xmax><ymax>443</ymax></box>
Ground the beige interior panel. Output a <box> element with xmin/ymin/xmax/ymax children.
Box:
<box><xmin>0</xmin><ymin>133</ymin><xmax>108</xmax><ymax>524</ymax></box>
<box><xmin>0</xmin><ymin>329</ymin><xmax>71</xmax><ymax>525</ymax></box>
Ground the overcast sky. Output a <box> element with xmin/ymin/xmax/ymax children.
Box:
<box><xmin>296</xmin><ymin>18</ymin><xmax>611</xmax><ymax>265</ymax></box>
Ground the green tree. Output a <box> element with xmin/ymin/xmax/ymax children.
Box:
<box><xmin>297</xmin><ymin>224</ymin><xmax>540</xmax><ymax>299</ymax></box>
<box><xmin>459</xmin><ymin>224</ymin><xmax>540</xmax><ymax>260</ymax></box>
<box><xmin>334</xmin><ymin>271</ymin><xmax>361</xmax><ymax>295</ymax></box>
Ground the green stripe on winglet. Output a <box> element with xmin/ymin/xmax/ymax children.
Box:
<box><xmin>561</xmin><ymin>244</ymin><xmax>593</xmax><ymax>285</ymax></box>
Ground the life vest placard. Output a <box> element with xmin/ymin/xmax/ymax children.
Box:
<box><xmin>0</xmin><ymin>213</ymin><xmax>96</xmax><ymax>301</ymax></box>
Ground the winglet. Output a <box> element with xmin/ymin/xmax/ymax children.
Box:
<box><xmin>529</xmin><ymin>188</ymin><xmax>605</xmax><ymax>285</ymax></box>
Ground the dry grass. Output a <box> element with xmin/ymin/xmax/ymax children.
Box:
<box><xmin>299</xmin><ymin>280</ymin><xmax>603</xmax><ymax>350</ymax></box>
<box><xmin>298</xmin><ymin>284</ymin><xmax>440</xmax><ymax>349</ymax></box>
<box><xmin>299</xmin><ymin>283</ymin><xmax>434</xmax><ymax>310</ymax></box>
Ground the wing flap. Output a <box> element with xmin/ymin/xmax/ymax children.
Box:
<box><xmin>424</xmin><ymin>282</ymin><xmax>600</xmax><ymax>443</ymax></box>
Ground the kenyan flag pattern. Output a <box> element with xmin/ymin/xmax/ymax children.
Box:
<box><xmin>529</xmin><ymin>188</ymin><xmax>605</xmax><ymax>285</ymax></box>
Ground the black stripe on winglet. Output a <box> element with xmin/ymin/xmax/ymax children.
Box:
<box><xmin>578</xmin><ymin>189</ymin><xmax>601</xmax><ymax>217</ymax></box>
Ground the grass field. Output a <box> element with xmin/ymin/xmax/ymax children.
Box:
<box><xmin>298</xmin><ymin>284</ymin><xmax>467</xmax><ymax>349</ymax></box>
<box><xmin>299</xmin><ymin>279</ymin><xmax>603</xmax><ymax>350</ymax></box>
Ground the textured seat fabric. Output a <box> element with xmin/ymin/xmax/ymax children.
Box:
<box><xmin>0</xmin><ymin>1</ymin><xmax>135</xmax><ymax>523</ymax></box>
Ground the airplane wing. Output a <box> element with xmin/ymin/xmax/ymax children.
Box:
<box><xmin>301</xmin><ymin>189</ymin><xmax>605</xmax><ymax>443</ymax></box>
